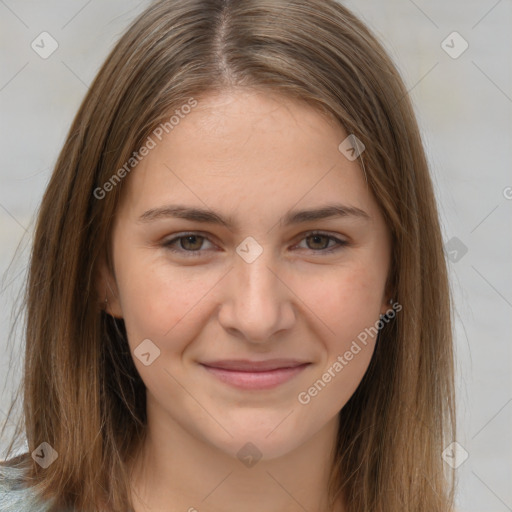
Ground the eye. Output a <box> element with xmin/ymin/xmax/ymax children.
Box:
<box><xmin>161</xmin><ymin>231</ymin><xmax>348</xmax><ymax>257</ymax></box>
<box><xmin>162</xmin><ymin>233</ymin><xmax>213</xmax><ymax>256</ymax></box>
<box><xmin>294</xmin><ymin>231</ymin><xmax>348</xmax><ymax>254</ymax></box>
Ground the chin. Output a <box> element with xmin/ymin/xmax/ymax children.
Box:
<box><xmin>224</xmin><ymin>432</ymin><xmax>304</xmax><ymax>463</ymax></box>
<box><xmin>199</xmin><ymin>412</ymin><xmax>316</xmax><ymax>463</ymax></box>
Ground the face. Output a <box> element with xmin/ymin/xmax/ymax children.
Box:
<box><xmin>103</xmin><ymin>89</ymin><xmax>391</xmax><ymax>461</ymax></box>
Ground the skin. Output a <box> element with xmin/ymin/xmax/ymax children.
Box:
<box><xmin>100</xmin><ymin>89</ymin><xmax>392</xmax><ymax>512</ymax></box>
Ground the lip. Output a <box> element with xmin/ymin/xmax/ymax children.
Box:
<box><xmin>199</xmin><ymin>359</ymin><xmax>311</xmax><ymax>390</ymax></box>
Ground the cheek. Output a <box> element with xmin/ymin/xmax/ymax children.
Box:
<box><xmin>113</xmin><ymin>259</ymin><xmax>223</xmax><ymax>397</ymax></box>
<box><xmin>114</xmin><ymin>249</ymin><xmax>220</xmax><ymax>352</ymax></box>
<box><xmin>293</xmin><ymin>267</ymin><xmax>384</xmax><ymax>416</ymax></box>
<box><xmin>294</xmin><ymin>260</ymin><xmax>386</xmax><ymax>344</ymax></box>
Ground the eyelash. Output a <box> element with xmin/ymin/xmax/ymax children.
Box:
<box><xmin>161</xmin><ymin>231</ymin><xmax>348</xmax><ymax>257</ymax></box>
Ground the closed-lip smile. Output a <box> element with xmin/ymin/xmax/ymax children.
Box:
<box><xmin>199</xmin><ymin>359</ymin><xmax>311</xmax><ymax>390</ymax></box>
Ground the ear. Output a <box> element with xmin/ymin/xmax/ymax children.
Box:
<box><xmin>380</xmin><ymin>269</ymin><xmax>396</xmax><ymax>316</ymax></box>
<box><xmin>380</xmin><ymin>297</ymin><xmax>391</xmax><ymax>316</ymax></box>
<box><xmin>96</xmin><ymin>255</ymin><xmax>123</xmax><ymax>319</ymax></box>
<box><xmin>379</xmin><ymin>284</ymin><xmax>394</xmax><ymax>316</ymax></box>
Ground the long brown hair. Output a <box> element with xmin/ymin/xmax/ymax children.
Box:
<box><xmin>1</xmin><ymin>0</ymin><xmax>456</xmax><ymax>510</ymax></box>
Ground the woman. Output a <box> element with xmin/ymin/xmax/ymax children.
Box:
<box><xmin>0</xmin><ymin>0</ymin><xmax>456</xmax><ymax>510</ymax></box>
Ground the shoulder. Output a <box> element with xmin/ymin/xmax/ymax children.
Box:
<box><xmin>0</xmin><ymin>461</ymin><xmax>53</xmax><ymax>512</ymax></box>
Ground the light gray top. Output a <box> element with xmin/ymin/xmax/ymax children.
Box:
<box><xmin>0</xmin><ymin>464</ymin><xmax>53</xmax><ymax>512</ymax></box>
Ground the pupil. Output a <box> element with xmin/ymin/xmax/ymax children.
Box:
<box><xmin>311</xmin><ymin>235</ymin><xmax>325</xmax><ymax>249</ymax></box>
<box><xmin>184</xmin><ymin>235</ymin><xmax>200</xmax><ymax>250</ymax></box>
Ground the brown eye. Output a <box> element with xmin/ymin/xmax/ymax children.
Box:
<box><xmin>179</xmin><ymin>234</ymin><xmax>205</xmax><ymax>251</ymax></box>
<box><xmin>305</xmin><ymin>234</ymin><xmax>331</xmax><ymax>250</ymax></box>
<box><xmin>163</xmin><ymin>233</ymin><xmax>214</xmax><ymax>256</ymax></box>
<box><xmin>296</xmin><ymin>232</ymin><xmax>348</xmax><ymax>254</ymax></box>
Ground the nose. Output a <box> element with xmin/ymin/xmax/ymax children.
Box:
<box><xmin>217</xmin><ymin>246</ymin><xmax>296</xmax><ymax>344</ymax></box>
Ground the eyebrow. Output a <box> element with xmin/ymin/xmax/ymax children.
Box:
<box><xmin>137</xmin><ymin>203</ymin><xmax>370</xmax><ymax>228</ymax></box>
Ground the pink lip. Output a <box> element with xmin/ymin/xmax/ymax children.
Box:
<box><xmin>200</xmin><ymin>359</ymin><xmax>310</xmax><ymax>390</ymax></box>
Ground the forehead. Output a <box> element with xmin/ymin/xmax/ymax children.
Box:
<box><xmin>116</xmin><ymin>89</ymin><xmax>378</xmax><ymax>225</ymax></box>
<box><xmin>182</xmin><ymin>89</ymin><xmax>344</xmax><ymax>155</ymax></box>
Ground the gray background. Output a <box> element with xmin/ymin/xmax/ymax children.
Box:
<box><xmin>1</xmin><ymin>1</ymin><xmax>511</xmax><ymax>510</ymax></box>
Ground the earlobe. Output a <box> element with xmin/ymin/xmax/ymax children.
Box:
<box><xmin>104</xmin><ymin>286</ymin><xmax>124</xmax><ymax>319</ymax></box>
<box><xmin>380</xmin><ymin>296</ymin><xmax>394</xmax><ymax>316</ymax></box>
